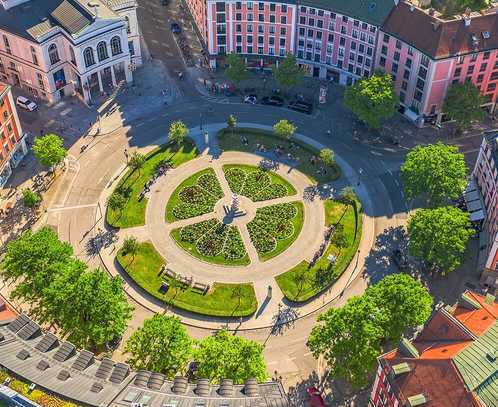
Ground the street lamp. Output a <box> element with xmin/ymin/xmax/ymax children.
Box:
<box><xmin>357</xmin><ymin>168</ymin><xmax>363</xmax><ymax>186</ymax></box>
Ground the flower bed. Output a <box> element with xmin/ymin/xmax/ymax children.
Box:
<box><xmin>166</xmin><ymin>169</ymin><xmax>224</xmax><ymax>222</ymax></box>
<box><xmin>173</xmin><ymin>219</ymin><xmax>249</xmax><ymax>265</ymax></box>
<box><xmin>223</xmin><ymin>164</ymin><xmax>295</xmax><ymax>201</ymax></box>
<box><xmin>247</xmin><ymin>202</ymin><xmax>304</xmax><ymax>261</ymax></box>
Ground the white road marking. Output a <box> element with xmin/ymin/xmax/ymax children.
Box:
<box><xmin>48</xmin><ymin>203</ymin><xmax>97</xmax><ymax>212</ymax></box>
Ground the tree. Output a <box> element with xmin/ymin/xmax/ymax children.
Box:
<box><xmin>444</xmin><ymin>81</ymin><xmax>485</xmax><ymax>130</ymax></box>
<box><xmin>33</xmin><ymin>133</ymin><xmax>66</xmax><ymax>169</ymax></box>
<box><xmin>224</xmin><ymin>53</ymin><xmax>247</xmax><ymax>88</ymax></box>
<box><xmin>407</xmin><ymin>206</ymin><xmax>473</xmax><ymax>274</ymax></box>
<box><xmin>331</xmin><ymin>223</ymin><xmax>347</xmax><ymax>255</ymax></box>
<box><xmin>308</xmin><ymin>274</ymin><xmax>432</xmax><ymax>388</ymax></box>
<box><xmin>108</xmin><ymin>191</ymin><xmax>127</xmax><ymax>218</ymax></box>
<box><xmin>168</xmin><ymin>120</ymin><xmax>188</xmax><ymax>145</ymax></box>
<box><xmin>1</xmin><ymin>227</ymin><xmax>73</xmax><ymax>304</ymax></box>
<box><xmin>293</xmin><ymin>268</ymin><xmax>310</xmax><ymax>299</ymax></box>
<box><xmin>319</xmin><ymin>148</ymin><xmax>335</xmax><ymax>167</ymax></box>
<box><xmin>344</xmin><ymin>71</ymin><xmax>398</xmax><ymax>129</ymax></box>
<box><xmin>124</xmin><ymin>314</ymin><xmax>193</xmax><ymax>376</ymax></box>
<box><xmin>122</xmin><ymin>236</ymin><xmax>139</xmax><ymax>260</ymax></box>
<box><xmin>22</xmin><ymin>188</ymin><xmax>41</xmax><ymax>209</ymax></box>
<box><xmin>272</xmin><ymin>53</ymin><xmax>304</xmax><ymax>93</ymax></box>
<box><xmin>366</xmin><ymin>274</ymin><xmax>432</xmax><ymax>343</ymax></box>
<box><xmin>195</xmin><ymin>329</ymin><xmax>267</xmax><ymax>384</ymax></box>
<box><xmin>128</xmin><ymin>152</ymin><xmax>146</xmax><ymax>176</ymax></box>
<box><xmin>273</xmin><ymin>119</ymin><xmax>296</xmax><ymax>140</ymax></box>
<box><xmin>307</xmin><ymin>295</ymin><xmax>385</xmax><ymax>389</ymax></box>
<box><xmin>401</xmin><ymin>143</ymin><xmax>467</xmax><ymax>207</ymax></box>
<box><xmin>46</xmin><ymin>269</ymin><xmax>133</xmax><ymax>349</ymax></box>
<box><xmin>226</xmin><ymin>114</ymin><xmax>237</xmax><ymax>137</ymax></box>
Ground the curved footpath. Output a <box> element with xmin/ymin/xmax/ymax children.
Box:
<box><xmin>97</xmin><ymin>123</ymin><xmax>375</xmax><ymax>330</ymax></box>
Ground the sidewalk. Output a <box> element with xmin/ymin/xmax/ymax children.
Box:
<box><xmin>96</xmin><ymin>123</ymin><xmax>376</xmax><ymax>330</ymax></box>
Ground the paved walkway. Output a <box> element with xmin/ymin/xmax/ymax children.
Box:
<box><xmin>97</xmin><ymin>123</ymin><xmax>375</xmax><ymax>329</ymax></box>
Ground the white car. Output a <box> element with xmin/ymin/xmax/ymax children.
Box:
<box><xmin>16</xmin><ymin>96</ymin><xmax>38</xmax><ymax>112</ymax></box>
<box><xmin>244</xmin><ymin>94</ymin><xmax>257</xmax><ymax>104</ymax></box>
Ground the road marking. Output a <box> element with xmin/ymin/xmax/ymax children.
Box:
<box><xmin>370</xmin><ymin>150</ymin><xmax>383</xmax><ymax>156</ymax></box>
<box><xmin>48</xmin><ymin>203</ymin><xmax>98</xmax><ymax>212</ymax></box>
<box><xmin>136</xmin><ymin>122</ymin><xmax>145</xmax><ymax>127</ymax></box>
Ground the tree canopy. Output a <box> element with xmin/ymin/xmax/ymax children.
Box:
<box><xmin>224</xmin><ymin>53</ymin><xmax>247</xmax><ymax>86</ymax></box>
<box><xmin>168</xmin><ymin>120</ymin><xmax>189</xmax><ymax>145</ymax></box>
<box><xmin>308</xmin><ymin>274</ymin><xmax>432</xmax><ymax>388</ymax></box>
<box><xmin>195</xmin><ymin>329</ymin><xmax>267</xmax><ymax>384</ymax></box>
<box><xmin>33</xmin><ymin>133</ymin><xmax>67</xmax><ymax>169</ymax></box>
<box><xmin>128</xmin><ymin>152</ymin><xmax>146</xmax><ymax>175</ymax></box>
<box><xmin>272</xmin><ymin>53</ymin><xmax>304</xmax><ymax>91</ymax></box>
<box><xmin>344</xmin><ymin>71</ymin><xmax>398</xmax><ymax>129</ymax></box>
<box><xmin>125</xmin><ymin>314</ymin><xmax>193</xmax><ymax>376</ymax></box>
<box><xmin>22</xmin><ymin>188</ymin><xmax>41</xmax><ymax>208</ymax></box>
<box><xmin>273</xmin><ymin>119</ymin><xmax>296</xmax><ymax>139</ymax></box>
<box><xmin>319</xmin><ymin>148</ymin><xmax>335</xmax><ymax>166</ymax></box>
<box><xmin>407</xmin><ymin>206</ymin><xmax>473</xmax><ymax>274</ymax></box>
<box><xmin>444</xmin><ymin>81</ymin><xmax>485</xmax><ymax>130</ymax></box>
<box><xmin>401</xmin><ymin>143</ymin><xmax>467</xmax><ymax>207</ymax></box>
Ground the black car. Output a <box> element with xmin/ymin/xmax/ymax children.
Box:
<box><xmin>288</xmin><ymin>100</ymin><xmax>313</xmax><ymax>114</ymax></box>
<box><xmin>261</xmin><ymin>95</ymin><xmax>284</xmax><ymax>106</ymax></box>
<box><xmin>170</xmin><ymin>23</ymin><xmax>181</xmax><ymax>34</ymax></box>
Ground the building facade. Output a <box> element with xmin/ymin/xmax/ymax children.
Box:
<box><xmin>473</xmin><ymin>132</ymin><xmax>498</xmax><ymax>291</ymax></box>
<box><xmin>370</xmin><ymin>291</ymin><xmax>498</xmax><ymax>407</ymax></box>
<box><xmin>0</xmin><ymin>82</ymin><xmax>27</xmax><ymax>188</ymax></box>
<box><xmin>0</xmin><ymin>0</ymin><xmax>141</xmax><ymax>105</ymax></box>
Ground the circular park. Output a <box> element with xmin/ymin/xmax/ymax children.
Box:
<box><xmin>107</xmin><ymin>126</ymin><xmax>363</xmax><ymax>319</ymax></box>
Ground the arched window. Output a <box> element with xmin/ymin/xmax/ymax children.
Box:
<box><xmin>30</xmin><ymin>46</ymin><xmax>38</xmax><ymax>65</ymax></box>
<box><xmin>83</xmin><ymin>47</ymin><xmax>95</xmax><ymax>67</ymax></box>
<box><xmin>48</xmin><ymin>44</ymin><xmax>59</xmax><ymax>65</ymax></box>
<box><xmin>110</xmin><ymin>36</ymin><xmax>122</xmax><ymax>56</ymax></box>
<box><xmin>125</xmin><ymin>16</ymin><xmax>131</xmax><ymax>34</ymax></box>
<box><xmin>97</xmin><ymin>41</ymin><xmax>108</xmax><ymax>61</ymax></box>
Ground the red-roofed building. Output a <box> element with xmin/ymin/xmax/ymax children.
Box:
<box><xmin>0</xmin><ymin>81</ymin><xmax>26</xmax><ymax>188</ymax></box>
<box><xmin>0</xmin><ymin>293</ymin><xmax>17</xmax><ymax>325</ymax></box>
<box><xmin>369</xmin><ymin>291</ymin><xmax>498</xmax><ymax>407</ymax></box>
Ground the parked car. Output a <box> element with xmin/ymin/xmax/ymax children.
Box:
<box><xmin>244</xmin><ymin>94</ymin><xmax>257</xmax><ymax>104</ymax></box>
<box><xmin>170</xmin><ymin>23</ymin><xmax>181</xmax><ymax>34</ymax></box>
<box><xmin>16</xmin><ymin>96</ymin><xmax>38</xmax><ymax>112</ymax></box>
<box><xmin>306</xmin><ymin>387</ymin><xmax>326</xmax><ymax>407</ymax></box>
<box><xmin>288</xmin><ymin>100</ymin><xmax>313</xmax><ymax>114</ymax></box>
<box><xmin>391</xmin><ymin>248</ymin><xmax>409</xmax><ymax>272</ymax></box>
<box><xmin>261</xmin><ymin>95</ymin><xmax>284</xmax><ymax>106</ymax></box>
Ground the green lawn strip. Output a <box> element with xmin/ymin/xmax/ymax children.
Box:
<box><xmin>275</xmin><ymin>198</ymin><xmax>362</xmax><ymax>302</ymax></box>
<box><xmin>260</xmin><ymin>202</ymin><xmax>304</xmax><ymax>261</ymax></box>
<box><xmin>170</xmin><ymin>227</ymin><xmax>250</xmax><ymax>266</ymax></box>
<box><xmin>217</xmin><ymin>128</ymin><xmax>341</xmax><ymax>184</ymax></box>
<box><xmin>165</xmin><ymin>168</ymin><xmax>222</xmax><ymax>223</ymax></box>
<box><xmin>107</xmin><ymin>140</ymin><xmax>198</xmax><ymax>228</ymax></box>
<box><xmin>116</xmin><ymin>242</ymin><xmax>257</xmax><ymax>317</ymax></box>
<box><xmin>222</xmin><ymin>163</ymin><xmax>297</xmax><ymax>198</ymax></box>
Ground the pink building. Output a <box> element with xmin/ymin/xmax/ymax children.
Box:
<box><xmin>473</xmin><ymin>132</ymin><xmax>498</xmax><ymax>293</ymax></box>
<box><xmin>379</xmin><ymin>1</ymin><xmax>498</xmax><ymax>125</ymax></box>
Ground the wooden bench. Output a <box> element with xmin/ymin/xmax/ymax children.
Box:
<box><xmin>192</xmin><ymin>282</ymin><xmax>210</xmax><ymax>295</ymax></box>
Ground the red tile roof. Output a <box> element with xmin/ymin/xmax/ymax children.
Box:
<box><xmin>452</xmin><ymin>291</ymin><xmax>498</xmax><ymax>336</ymax></box>
<box><xmin>382</xmin><ymin>1</ymin><xmax>498</xmax><ymax>59</ymax></box>
<box><xmin>0</xmin><ymin>294</ymin><xmax>18</xmax><ymax>324</ymax></box>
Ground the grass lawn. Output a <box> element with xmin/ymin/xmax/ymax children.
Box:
<box><xmin>170</xmin><ymin>227</ymin><xmax>251</xmax><ymax>266</ymax></box>
<box><xmin>260</xmin><ymin>202</ymin><xmax>304</xmax><ymax>261</ymax></box>
<box><xmin>217</xmin><ymin>127</ymin><xmax>341</xmax><ymax>184</ymax></box>
<box><xmin>106</xmin><ymin>140</ymin><xmax>198</xmax><ymax>228</ymax></box>
<box><xmin>222</xmin><ymin>163</ymin><xmax>297</xmax><ymax>198</ymax></box>
<box><xmin>165</xmin><ymin>168</ymin><xmax>222</xmax><ymax>223</ymax></box>
<box><xmin>275</xmin><ymin>197</ymin><xmax>362</xmax><ymax>302</ymax></box>
<box><xmin>116</xmin><ymin>242</ymin><xmax>257</xmax><ymax>316</ymax></box>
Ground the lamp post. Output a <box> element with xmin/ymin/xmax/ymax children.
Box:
<box><xmin>357</xmin><ymin>168</ymin><xmax>363</xmax><ymax>186</ymax></box>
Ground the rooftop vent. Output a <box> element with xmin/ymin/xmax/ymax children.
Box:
<box><xmin>148</xmin><ymin>372</ymin><xmax>165</xmax><ymax>391</ymax></box>
<box><xmin>133</xmin><ymin>370</ymin><xmax>151</xmax><ymax>388</ymax></box>
<box><xmin>36</xmin><ymin>360</ymin><xmax>50</xmax><ymax>371</ymax></box>
<box><xmin>218</xmin><ymin>379</ymin><xmax>234</xmax><ymax>397</ymax></box>
<box><xmin>57</xmin><ymin>370</ymin><xmax>71</xmax><ymax>381</ymax></box>
<box><xmin>195</xmin><ymin>378</ymin><xmax>210</xmax><ymax>397</ymax></box>
<box><xmin>172</xmin><ymin>376</ymin><xmax>188</xmax><ymax>394</ymax></box>
<box><xmin>109</xmin><ymin>363</ymin><xmax>130</xmax><ymax>384</ymax></box>
<box><xmin>90</xmin><ymin>382</ymin><xmax>104</xmax><ymax>393</ymax></box>
<box><xmin>459</xmin><ymin>292</ymin><xmax>482</xmax><ymax>310</ymax></box>
<box><xmin>8</xmin><ymin>314</ymin><xmax>31</xmax><ymax>333</ymax></box>
<box><xmin>407</xmin><ymin>393</ymin><xmax>428</xmax><ymax>406</ymax></box>
<box><xmin>35</xmin><ymin>333</ymin><xmax>59</xmax><ymax>353</ymax></box>
<box><xmin>399</xmin><ymin>337</ymin><xmax>420</xmax><ymax>358</ymax></box>
<box><xmin>392</xmin><ymin>362</ymin><xmax>411</xmax><ymax>376</ymax></box>
<box><xmin>95</xmin><ymin>357</ymin><xmax>114</xmax><ymax>380</ymax></box>
<box><xmin>53</xmin><ymin>342</ymin><xmax>76</xmax><ymax>362</ymax></box>
<box><xmin>244</xmin><ymin>378</ymin><xmax>259</xmax><ymax>397</ymax></box>
<box><xmin>485</xmin><ymin>293</ymin><xmax>496</xmax><ymax>304</ymax></box>
<box><xmin>16</xmin><ymin>350</ymin><xmax>30</xmax><ymax>360</ymax></box>
<box><xmin>482</xmin><ymin>31</ymin><xmax>491</xmax><ymax>39</ymax></box>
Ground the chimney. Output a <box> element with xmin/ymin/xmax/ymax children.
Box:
<box><xmin>88</xmin><ymin>2</ymin><xmax>100</xmax><ymax>18</ymax></box>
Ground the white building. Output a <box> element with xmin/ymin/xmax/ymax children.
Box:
<box><xmin>0</xmin><ymin>0</ymin><xmax>142</xmax><ymax>105</ymax></box>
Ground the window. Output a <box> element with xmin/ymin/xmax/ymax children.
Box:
<box><xmin>299</xmin><ymin>27</ymin><xmax>305</xmax><ymax>36</ymax></box>
<box><xmin>328</xmin><ymin>33</ymin><xmax>334</xmax><ymax>42</ymax></box>
<box><xmin>236</xmin><ymin>24</ymin><xmax>242</xmax><ymax>32</ymax></box>
<box><xmin>258</xmin><ymin>46</ymin><xmax>263</xmax><ymax>54</ymax></box>
<box><xmin>306</xmin><ymin>52</ymin><xmax>312</xmax><ymax>60</ymax></box>
<box><xmin>357</xmin><ymin>55</ymin><xmax>363</xmax><ymax>64</ymax></box>
<box><xmin>280</xmin><ymin>16</ymin><xmax>286</xmax><ymax>24</ymax></box>
<box><xmin>216</xmin><ymin>2</ymin><xmax>225</xmax><ymax>11</ymax></box>
<box><xmin>236</xmin><ymin>2</ymin><xmax>241</xmax><ymax>9</ymax></box>
<box><xmin>269</xmin><ymin>37</ymin><xmax>275</xmax><ymax>45</ymax></box>
<box><xmin>111</xmin><ymin>36</ymin><xmax>122</xmax><ymax>56</ymax></box>
<box><xmin>258</xmin><ymin>2</ymin><xmax>264</xmax><ymax>10</ymax></box>
<box><xmin>236</xmin><ymin>13</ymin><xmax>241</xmax><ymax>20</ymax></box>
<box><xmin>97</xmin><ymin>41</ymin><xmax>108</xmax><ymax>61</ymax></box>
<box><xmin>471</xmin><ymin>53</ymin><xmax>478</xmax><ymax>61</ymax></box>
<box><xmin>379</xmin><ymin>56</ymin><xmax>386</xmax><ymax>67</ymax></box>
<box><xmin>351</xmin><ymin>41</ymin><xmax>356</xmax><ymax>50</ymax></box>
<box><xmin>368</xmin><ymin>35</ymin><xmax>374</xmax><ymax>44</ymax></box>
<box><xmin>418</xmin><ymin>66</ymin><xmax>427</xmax><ymax>79</ymax></box>
<box><xmin>318</xmin><ymin>9</ymin><xmax>324</xmax><ymax>16</ymax></box>
<box><xmin>381</xmin><ymin>45</ymin><xmax>387</xmax><ymax>55</ymax></box>
<box><xmin>69</xmin><ymin>47</ymin><xmax>76</xmax><ymax>65</ymax></box>
<box><xmin>353</xmin><ymin>19</ymin><xmax>359</xmax><ymax>26</ymax></box>
<box><xmin>349</xmin><ymin>52</ymin><xmax>355</xmax><ymax>61</ymax></box>
<box><xmin>48</xmin><ymin>44</ymin><xmax>60</xmax><ymax>65</ymax></box>
<box><xmin>247</xmin><ymin>36</ymin><xmax>253</xmax><ymax>44</ymax></box>
<box><xmin>341</xmin><ymin>26</ymin><xmax>346</xmax><ymax>34</ymax></box>
<box><xmin>348</xmin><ymin>63</ymin><xmax>353</xmax><ymax>72</ymax></box>
<box><xmin>258</xmin><ymin>14</ymin><xmax>264</xmax><ymax>21</ymax></box>
<box><xmin>365</xmin><ymin>58</ymin><xmax>371</xmax><ymax>67</ymax></box>
<box><xmin>125</xmin><ymin>16</ymin><xmax>131</xmax><ymax>34</ymax></box>
<box><xmin>405</xmin><ymin>58</ymin><xmax>412</xmax><ymax>68</ymax></box>
<box><xmin>480</xmin><ymin>63</ymin><xmax>487</xmax><ymax>72</ymax></box>
<box><xmin>393</xmin><ymin>51</ymin><xmax>400</xmax><ymax>61</ymax></box>
<box><xmin>309</xmin><ymin>8</ymin><xmax>316</xmax><ymax>14</ymax></box>
<box><xmin>414</xmin><ymin>89</ymin><xmax>423</xmax><ymax>101</ymax></box>
<box><xmin>270</xmin><ymin>3</ymin><xmax>275</xmax><ymax>11</ymax></box>
<box><xmin>128</xmin><ymin>41</ymin><xmax>135</xmax><ymax>56</ymax></box>
<box><xmin>392</xmin><ymin>63</ymin><xmax>398</xmax><ymax>73</ymax></box>
<box><xmin>269</xmin><ymin>47</ymin><xmax>275</xmax><ymax>55</ymax></box>
<box><xmin>383</xmin><ymin>33</ymin><xmax>390</xmax><ymax>43</ymax></box>
<box><xmin>30</xmin><ymin>46</ymin><xmax>38</xmax><ymax>66</ymax></box>
<box><xmin>84</xmin><ymin>47</ymin><xmax>95</xmax><ymax>67</ymax></box>
<box><xmin>247</xmin><ymin>24</ymin><xmax>253</xmax><ymax>32</ymax></box>
<box><xmin>279</xmin><ymin>48</ymin><xmax>285</xmax><ymax>56</ymax></box>
<box><xmin>258</xmin><ymin>36</ymin><xmax>264</xmax><ymax>44</ymax></box>
<box><xmin>280</xmin><ymin>27</ymin><xmax>286</xmax><ymax>35</ymax></box>
<box><xmin>360</xmin><ymin>32</ymin><xmax>366</xmax><ymax>41</ymax></box>
<box><xmin>356</xmin><ymin>67</ymin><xmax>362</xmax><ymax>75</ymax></box>
<box><xmin>309</xmin><ymin>18</ymin><xmax>315</xmax><ymax>26</ymax></box>
<box><xmin>401</xmin><ymin>80</ymin><xmax>407</xmax><ymax>90</ymax></box>
<box><xmin>403</xmin><ymin>69</ymin><xmax>410</xmax><ymax>79</ymax></box>
<box><xmin>314</xmin><ymin>53</ymin><xmax>320</xmax><ymax>62</ymax></box>
<box><xmin>236</xmin><ymin>35</ymin><xmax>242</xmax><ymax>43</ymax></box>
<box><xmin>37</xmin><ymin>73</ymin><xmax>44</xmax><ymax>90</ymax></box>
<box><xmin>3</xmin><ymin>35</ymin><xmax>10</xmax><ymax>55</ymax></box>
<box><xmin>308</xmin><ymin>29</ymin><xmax>314</xmax><ymax>38</ymax></box>
<box><xmin>339</xmin><ymin>37</ymin><xmax>345</xmax><ymax>46</ymax></box>
<box><xmin>330</xmin><ymin>12</ymin><xmax>336</xmax><ymax>19</ymax></box>
<box><xmin>300</xmin><ymin>16</ymin><xmax>306</xmax><ymax>24</ymax></box>
<box><xmin>483</xmin><ymin>51</ymin><xmax>490</xmax><ymax>60</ymax></box>
<box><xmin>280</xmin><ymin>38</ymin><xmax>285</xmax><ymax>46</ymax></box>
<box><xmin>247</xmin><ymin>2</ymin><xmax>253</xmax><ymax>9</ymax></box>
<box><xmin>395</xmin><ymin>39</ymin><xmax>402</xmax><ymax>49</ymax></box>
<box><xmin>316</xmin><ymin>31</ymin><xmax>322</xmax><ymax>40</ymax></box>
<box><xmin>477</xmin><ymin>74</ymin><xmax>484</xmax><ymax>83</ymax></box>
<box><xmin>416</xmin><ymin>78</ymin><xmax>425</xmax><ymax>90</ymax></box>
<box><xmin>317</xmin><ymin>20</ymin><xmax>323</xmax><ymax>28</ymax></box>
<box><xmin>352</xmin><ymin>29</ymin><xmax>358</xmax><ymax>38</ymax></box>
<box><xmin>467</xmin><ymin>65</ymin><xmax>474</xmax><ymax>75</ymax></box>
<box><xmin>281</xmin><ymin>4</ymin><xmax>287</xmax><ymax>12</ymax></box>
<box><xmin>247</xmin><ymin>46</ymin><xmax>253</xmax><ymax>53</ymax></box>
<box><xmin>421</xmin><ymin>55</ymin><xmax>429</xmax><ymax>67</ymax></box>
<box><xmin>399</xmin><ymin>91</ymin><xmax>406</xmax><ymax>103</ymax></box>
<box><xmin>236</xmin><ymin>45</ymin><xmax>242</xmax><ymax>53</ymax></box>
<box><xmin>329</xmin><ymin>21</ymin><xmax>335</xmax><ymax>31</ymax></box>
<box><xmin>248</xmin><ymin>13</ymin><xmax>253</xmax><ymax>21</ymax></box>
<box><xmin>258</xmin><ymin>25</ymin><xmax>264</xmax><ymax>33</ymax></box>
<box><xmin>487</xmin><ymin>82</ymin><xmax>496</xmax><ymax>92</ymax></box>
<box><xmin>342</xmin><ymin>15</ymin><xmax>348</xmax><ymax>23</ymax></box>
<box><xmin>457</xmin><ymin>56</ymin><xmax>464</xmax><ymax>64</ymax></box>
<box><xmin>367</xmin><ymin>47</ymin><xmax>372</xmax><ymax>56</ymax></box>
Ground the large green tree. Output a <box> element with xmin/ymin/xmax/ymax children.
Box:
<box><xmin>224</xmin><ymin>53</ymin><xmax>247</xmax><ymax>87</ymax></box>
<box><xmin>272</xmin><ymin>53</ymin><xmax>304</xmax><ymax>93</ymax></box>
<box><xmin>273</xmin><ymin>119</ymin><xmax>296</xmax><ymax>139</ymax></box>
<box><xmin>33</xmin><ymin>133</ymin><xmax>66</xmax><ymax>169</ymax></box>
<box><xmin>308</xmin><ymin>274</ymin><xmax>432</xmax><ymax>388</ymax></box>
<box><xmin>124</xmin><ymin>314</ymin><xmax>193</xmax><ymax>376</ymax></box>
<box><xmin>407</xmin><ymin>206</ymin><xmax>473</xmax><ymax>274</ymax></box>
<box><xmin>195</xmin><ymin>329</ymin><xmax>267</xmax><ymax>384</ymax></box>
<box><xmin>444</xmin><ymin>81</ymin><xmax>485</xmax><ymax>130</ymax></box>
<box><xmin>128</xmin><ymin>152</ymin><xmax>146</xmax><ymax>176</ymax></box>
<box><xmin>401</xmin><ymin>143</ymin><xmax>467</xmax><ymax>207</ymax></box>
<box><xmin>344</xmin><ymin>71</ymin><xmax>398</xmax><ymax>129</ymax></box>
<box><xmin>168</xmin><ymin>120</ymin><xmax>189</xmax><ymax>145</ymax></box>
<box><xmin>1</xmin><ymin>227</ymin><xmax>73</xmax><ymax>303</ymax></box>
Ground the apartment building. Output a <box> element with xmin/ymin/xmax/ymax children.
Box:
<box><xmin>0</xmin><ymin>0</ymin><xmax>141</xmax><ymax>105</ymax></box>
<box><xmin>370</xmin><ymin>291</ymin><xmax>498</xmax><ymax>407</ymax></box>
<box><xmin>473</xmin><ymin>132</ymin><xmax>498</xmax><ymax>292</ymax></box>
<box><xmin>0</xmin><ymin>82</ymin><xmax>26</xmax><ymax>188</ymax></box>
